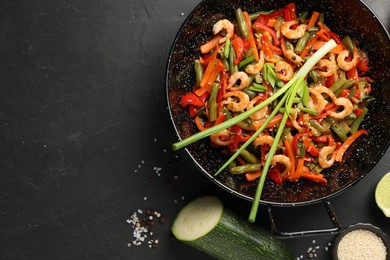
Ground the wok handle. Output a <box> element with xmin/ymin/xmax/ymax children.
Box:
<box><xmin>266</xmin><ymin>200</ymin><xmax>342</xmax><ymax>238</ymax></box>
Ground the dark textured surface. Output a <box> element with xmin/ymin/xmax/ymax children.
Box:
<box><xmin>0</xmin><ymin>0</ymin><xmax>389</xmax><ymax>259</ymax></box>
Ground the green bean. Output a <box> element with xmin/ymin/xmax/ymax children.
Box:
<box><xmin>343</xmin><ymin>36</ymin><xmax>355</xmax><ymax>53</ymax></box>
<box><xmin>297</xmin><ymin>11</ymin><xmax>308</xmax><ymax>24</ymax></box>
<box><xmin>334</xmin><ymin>79</ymin><xmax>356</xmax><ymax>97</ymax></box>
<box><xmin>295</xmin><ymin>32</ymin><xmax>311</xmax><ymax>54</ymax></box>
<box><xmin>222</xmin><ymin>58</ymin><xmax>229</xmax><ymax>71</ymax></box>
<box><xmin>229</xmin><ymin>45</ymin><xmax>238</xmax><ymax>73</ymax></box>
<box><xmin>329</xmin><ymin>77</ymin><xmax>348</xmax><ymax>93</ymax></box>
<box><xmin>345</xmin><ymin>112</ymin><xmax>357</xmax><ymax>120</ymax></box>
<box><xmin>299</xmin><ymin>105</ymin><xmax>318</xmax><ymax>115</ymax></box>
<box><xmin>318</xmin><ymin>13</ymin><xmax>325</xmax><ymax>24</ymax></box>
<box><xmin>339</xmin><ymin>120</ymin><xmax>351</xmax><ymax>135</ymax></box>
<box><xmin>297</xmin><ymin>142</ymin><xmax>305</xmax><ymax>158</ymax></box>
<box><xmin>350</xmin><ymin>107</ymin><xmax>368</xmax><ymax>133</ymax></box>
<box><xmin>310</xmin><ymin>119</ymin><xmax>324</xmax><ymax>132</ymax></box>
<box><xmin>222</xmin><ymin>107</ymin><xmax>232</xmax><ymax>120</ymax></box>
<box><xmin>307</xmin><ymin>27</ymin><xmax>319</xmax><ymax>32</ymax></box>
<box><xmin>238</xmin><ymin>55</ymin><xmax>255</xmax><ymax>69</ymax></box>
<box><xmin>235</xmin><ymin>8</ymin><xmax>249</xmax><ymax>39</ymax></box>
<box><xmin>230</xmin><ymin>163</ymin><xmax>261</xmax><ymax>175</ymax></box>
<box><xmin>194</xmin><ymin>59</ymin><xmax>204</xmax><ymax>86</ymax></box>
<box><xmin>248</xmin><ymin>83</ymin><xmax>267</xmax><ymax>92</ymax></box>
<box><xmin>208</xmin><ymin>83</ymin><xmax>220</xmax><ymax>121</ymax></box>
<box><xmin>240</xmin><ymin>149</ymin><xmax>258</xmax><ymax>164</ymax></box>
<box><xmin>249</xmin><ymin>10</ymin><xmax>273</xmax><ymax>20</ymax></box>
<box><xmin>224</xmin><ymin>38</ymin><xmax>231</xmax><ymax>58</ymax></box>
<box><xmin>242</xmin><ymin>88</ymin><xmax>257</xmax><ymax>99</ymax></box>
<box><xmin>285</xmin><ymin>40</ymin><xmax>294</xmax><ymax>51</ymax></box>
<box><xmin>331</xmin><ymin>123</ymin><xmax>348</xmax><ymax>142</ymax></box>
<box><xmin>309</xmin><ymin>70</ymin><xmax>323</xmax><ymax>84</ymax></box>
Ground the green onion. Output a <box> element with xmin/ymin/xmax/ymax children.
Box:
<box><xmin>172</xmin><ymin>40</ymin><xmax>337</xmax><ymax>223</ymax></box>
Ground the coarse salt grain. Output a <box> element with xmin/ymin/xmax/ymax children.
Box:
<box><xmin>337</xmin><ymin>229</ymin><xmax>387</xmax><ymax>260</ymax></box>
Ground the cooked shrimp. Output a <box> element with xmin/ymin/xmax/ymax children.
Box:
<box><xmin>318</xmin><ymin>146</ymin><xmax>335</xmax><ymax>168</ymax></box>
<box><xmin>271</xmin><ymin>155</ymin><xmax>291</xmax><ymax>176</ymax></box>
<box><xmin>210</xmin><ymin>129</ymin><xmax>233</xmax><ymax>146</ymax></box>
<box><xmin>316</xmin><ymin>59</ymin><xmax>336</xmax><ymax>77</ymax></box>
<box><xmin>285</xmin><ymin>49</ymin><xmax>304</xmax><ymax>66</ymax></box>
<box><xmin>275</xmin><ymin>61</ymin><xmax>294</xmax><ymax>81</ymax></box>
<box><xmin>245</xmin><ymin>50</ymin><xmax>265</xmax><ymax>75</ymax></box>
<box><xmin>313</xmin><ymin>85</ymin><xmax>337</xmax><ymax>101</ymax></box>
<box><xmin>212</xmin><ymin>19</ymin><xmax>234</xmax><ymax>44</ymax></box>
<box><xmin>330</xmin><ymin>97</ymin><xmax>353</xmax><ymax>119</ymax></box>
<box><xmin>222</xmin><ymin>91</ymin><xmax>250</xmax><ymax>112</ymax></box>
<box><xmin>291</xmin><ymin>108</ymin><xmax>303</xmax><ymax>132</ymax></box>
<box><xmin>281</xmin><ymin>20</ymin><xmax>307</xmax><ymax>40</ymax></box>
<box><xmin>307</xmin><ymin>88</ymin><xmax>327</xmax><ymax>113</ymax></box>
<box><xmin>227</xmin><ymin>71</ymin><xmax>249</xmax><ymax>91</ymax></box>
<box><xmin>336</xmin><ymin>47</ymin><xmax>359</xmax><ymax>71</ymax></box>
<box><xmin>253</xmin><ymin>133</ymin><xmax>275</xmax><ymax>147</ymax></box>
<box><xmin>247</xmin><ymin>97</ymin><xmax>268</xmax><ymax>120</ymax></box>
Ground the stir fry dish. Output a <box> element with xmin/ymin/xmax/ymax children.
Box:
<box><xmin>172</xmin><ymin>3</ymin><xmax>373</xmax><ymax>220</ymax></box>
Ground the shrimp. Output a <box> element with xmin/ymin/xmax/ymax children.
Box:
<box><xmin>290</xmin><ymin>108</ymin><xmax>303</xmax><ymax>132</ymax></box>
<box><xmin>281</xmin><ymin>20</ymin><xmax>307</xmax><ymax>40</ymax></box>
<box><xmin>337</xmin><ymin>47</ymin><xmax>359</xmax><ymax>71</ymax></box>
<box><xmin>313</xmin><ymin>85</ymin><xmax>337</xmax><ymax>101</ymax></box>
<box><xmin>307</xmin><ymin>88</ymin><xmax>327</xmax><ymax>113</ymax></box>
<box><xmin>245</xmin><ymin>50</ymin><xmax>265</xmax><ymax>75</ymax></box>
<box><xmin>210</xmin><ymin>129</ymin><xmax>233</xmax><ymax>146</ymax></box>
<box><xmin>247</xmin><ymin>97</ymin><xmax>268</xmax><ymax>120</ymax></box>
<box><xmin>285</xmin><ymin>49</ymin><xmax>304</xmax><ymax>66</ymax></box>
<box><xmin>271</xmin><ymin>155</ymin><xmax>292</xmax><ymax>176</ymax></box>
<box><xmin>212</xmin><ymin>19</ymin><xmax>234</xmax><ymax>44</ymax></box>
<box><xmin>318</xmin><ymin>146</ymin><xmax>335</xmax><ymax>168</ymax></box>
<box><xmin>316</xmin><ymin>59</ymin><xmax>336</xmax><ymax>77</ymax></box>
<box><xmin>227</xmin><ymin>71</ymin><xmax>249</xmax><ymax>91</ymax></box>
<box><xmin>222</xmin><ymin>91</ymin><xmax>250</xmax><ymax>112</ymax></box>
<box><xmin>253</xmin><ymin>133</ymin><xmax>275</xmax><ymax>147</ymax></box>
<box><xmin>275</xmin><ymin>61</ymin><xmax>294</xmax><ymax>81</ymax></box>
<box><xmin>330</xmin><ymin>97</ymin><xmax>354</xmax><ymax>119</ymax></box>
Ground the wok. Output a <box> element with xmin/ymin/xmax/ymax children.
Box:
<box><xmin>166</xmin><ymin>0</ymin><xmax>390</xmax><ymax>208</ymax></box>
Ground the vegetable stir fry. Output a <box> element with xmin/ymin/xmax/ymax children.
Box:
<box><xmin>173</xmin><ymin>3</ymin><xmax>372</xmax><ymax>221</ymax></box>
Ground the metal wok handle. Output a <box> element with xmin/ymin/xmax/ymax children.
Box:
<box><xmin>266</xmin><ymin>200</ymin><xmax>341</xmax><ymax>238</ymax></box>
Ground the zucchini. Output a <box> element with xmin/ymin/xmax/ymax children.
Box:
<box><xmin>171</xmin><ymin>196</ymin><xmax>294</xmax><ymax>260</ymax></box>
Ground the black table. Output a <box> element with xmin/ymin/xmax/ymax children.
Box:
<box><xmin>0</xmin><ymin>0</ymin><xmax>389</xmax><ymax>259</ymax></box>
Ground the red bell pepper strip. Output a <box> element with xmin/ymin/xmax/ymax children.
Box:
<box><xmin>354</xmin><ymin>108</ymin><xmax>363</xmax><ymax>117</ymax></box>
<box><xmin>283</xmin><ymin>3</ymin><xmax>297</xmax><ymax>21</ymax></box>
<box><xmin>268</xmin><ymin>168</ymin><xmax>283</xmax><ymax>185</ymax></box>
<box><xmin>180</xmin><ymin>93</ymin><xmax>206</xmax><ymax>107</ymax></box>
<box><xmin>255</xmin><ymin>10</ymin><xmax>281</xmax><ymax>25</ymax></box>
<box><xmin>253</xmin><ymin>22</ymin><xmax>281</xmax><ymax>46</ymax></box>
<box><xmin>231</xmin><ymin>37</ymin><xmax>245</xmax><ymax>65</ymax></box>
<box><xmin>325</xmin><ymin>74</ymin><xmax>335</xmax><ymax>87</ymax></box>
<box><xmin>188</xmin><ymin>105</ymin><xmax>199</xmax><ymax>117</ymax></box>
<box><xmin>347</xmin><ymin>66</ymin><xmax>359</xmax><ymax>80</ymax></box>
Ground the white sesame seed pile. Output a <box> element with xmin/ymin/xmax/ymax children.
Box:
<box><xmin>336</xmin><ymin>229</ymin><xmax>387</xmax><ymax>260</ymax></box>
